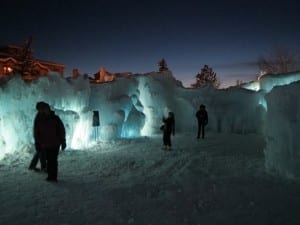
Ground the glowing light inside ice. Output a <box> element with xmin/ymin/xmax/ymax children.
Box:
<box><xmin>0</xmin><ymin>120</ymin><xmax>16</xmax><ymax>160</ymax></box>
<box><xmin>121</xmin><ymin>128</ymin><xmax>137</xmax><ymax>138</ymax></box>
<box><xmin>260</xmin><ymin>73</ymin><xmax>300</xmax><ymax>92</ymax></box>
<box><xmin>71</xmin><ymin>118</ymin><xmax>92</xmax><ymax>149</ymax></box>
<box><xmin>140</xmin><ymin>106</ymin><xmax>152</xmax><ymax>136</ymax></box>
<box><xmin>259</xmin><ymin>97</ymin><xmax>267</xmax><ymax>111</ymax></box>
<box><xmin>138</xmin><ymin>79</ymin><xmax>153</xmax><ymax>136</ymax></box>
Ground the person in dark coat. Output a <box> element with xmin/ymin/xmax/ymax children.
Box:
<box><xmin>161</xmin><ymin>112</ymin><xmax>175</xmax><ymax>150</ymax></box>
<box><xmin>196</xmin><ymin>104</ymin><xmax>208</xmax><ymax>139</ymax></box>
<box><xmin>29</xmin><ymin>102</ymin><xmax>48</xmax><ymax>172</ymax></box>
<box><xmin>34</xmin><ymin>102</ymin><xmax>66</xmax><ymax>182</ymax></box>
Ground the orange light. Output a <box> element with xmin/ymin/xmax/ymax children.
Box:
<box><xmin>3</xmin><ymin>66</ymin><xmax>13</xmax><ymax>74</ymax></box>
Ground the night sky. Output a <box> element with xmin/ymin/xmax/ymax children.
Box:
<box><xmin>1</xmin><ymin>0</ymin><xmax>299</xmax><ymax>87</ymax></box>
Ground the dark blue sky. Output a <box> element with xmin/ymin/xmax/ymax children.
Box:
<box><xmin>1</xmin><ymin>0</ymin><xmax>299</xmax><ymax>87</ymax></box>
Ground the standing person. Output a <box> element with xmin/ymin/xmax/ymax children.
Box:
<box><xmin>196</xmin><ymin>104</ymin><xmax>208</xmax><ymax>139</ymax></box>
<box><xmin>161</xmin><ymin>112</ymin><xmax>175</xmax><ymax>150</ymax></box>
<box><xmin>34</xmin><ymin>102</ymin><xmax>66</xmax><ymax>182</ymax></box>
<box><xmin>29</xmin><ymin>102</ymin><xmax>48</xmax><ymax>172</ymax></box>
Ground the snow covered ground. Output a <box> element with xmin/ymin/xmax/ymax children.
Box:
<box><xmin>1</xmin><ymin>132</ymin><xmax>300</xmax><ymax>225</ymax></box>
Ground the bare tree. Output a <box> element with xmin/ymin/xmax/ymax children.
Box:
<box><xmin>258</xmin><ymin>47</ymin><xmax>298</xmax><ymax>75</ymax></box>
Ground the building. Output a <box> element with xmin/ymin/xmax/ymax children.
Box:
<box><xmin>0</xmin><ymin>44</ymin><xmax>65</xmax><ymax>80</ymax></box>
<box><xmin>90</xmin><ymin>67</ymin><xmax>115</xmax><ymax>83</ymax></box>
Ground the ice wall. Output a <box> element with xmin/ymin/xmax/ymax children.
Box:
<box><xmin>1</xmin><ymin>71</ymin><xmax>299</xmax><ymax>178</ymax></box>
<box><xmin>242</xmin><ymin>71</ymin><xmax>300</xmax><ymax>93</ymax></box>
<box><xmin>264</xmin><ymin>81</ymin><xmax>300</xmax><ymax>178</ymax></box>
<box><xmin>89</xmin><ymin>76</ymin><xmax>144</xmax><ymax>140</ymax></box>
<box><xmin>0</xmin><ymin>72</ymin><xmax>265</xmax><ymax>160</ymax></box>
<box><xmin>136</xmin><ymin>72</ymin><xmax>195</xmax><ymax>134</ymax></box>
<box><xmin>0</xmin><ymin>74</ymin><xmax>92</xmax><ymax>159</ymax></box>
<box><xmin>260</xmin><ymin>72</ymin><xmax>300</xmax><ymax>92</ymax></box>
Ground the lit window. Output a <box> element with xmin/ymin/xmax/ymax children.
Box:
<box><xmin>3</xmin><ymin>66</ymin><xmax>13</xmax><ymax>74</ymax></box>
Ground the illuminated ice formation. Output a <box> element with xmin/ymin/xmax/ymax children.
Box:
<box><xmin>264</xmin><ymin>80</ymin><xmax>300</xmax><ymax>178</ymax></box>
<box><xmin>1</xmin><ymin>71</ymin><xmax>300</xmax><ymax>179</ymax></box>
<box><xmin>0</xmin><ymin>72</ymin><xmax>263</xmax><ymax>159</ymax></box>
<box><xmin>242</xmin><ymin>71</ymin><xmax>300</xmax><ymax>93</ymax></box>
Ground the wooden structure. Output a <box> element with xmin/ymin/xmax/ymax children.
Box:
<box><xmin>0</xmin><ymin>44</ymin><xmax>65</xmax><ymax>80</ymax></box>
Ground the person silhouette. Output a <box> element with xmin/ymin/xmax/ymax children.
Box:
<box><xmin>34</xmin><ymin>102</ymin><xmax>66</xmax><ymax>182</ymax></box>
<box><xmin>195</xmin><ymin>104</ymin><xmax>208</xmax><ymax>139</ymax></box>
<box><xmin>29</xmin><ymin>102</ymin><xmax>48</xmax><ymax>172</ymax></box>
<box><xmin>161</xmin><ymin>112</ymin><xmax>175</xmax><ymax>150</ymax></box>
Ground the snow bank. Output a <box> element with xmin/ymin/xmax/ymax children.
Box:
<box><xmin>264</xmin><ymin>80</ymin><xmax>300</xmax><ymax>178</ymax></box>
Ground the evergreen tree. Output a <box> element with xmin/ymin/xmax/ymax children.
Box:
<box><xmin>14</xmin><ymin>37</ymin><xmax>38</xmax><ymax>77</ymax></box>
<box><xmin>158</xmin><ymin>58</ymin><xmax>169</xmax><ymax>72</ymax></box>
<box><xmin>191</xmin><ymin>64</ymin><xmax>220</xmax><ymax>88</ymax></box>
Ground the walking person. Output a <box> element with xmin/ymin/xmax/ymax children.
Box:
<box><xmin>29</xmin><ymin>102</ymin><xmax>48</xmax><ymax>172</ymax></box>
<box><xmin>196</xmin><ymin>104</ymin><xmax>208</xmax><ymax>139</ymax></box>
<box><xmin>34</xmin><ymin>102</ymin><xmax>66</xmax><ymax>182</ymax></box>
<box><xmin>161</xmin><ymin>112</ymin><xmax>175</xmax><ymax>150</ymax></box>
